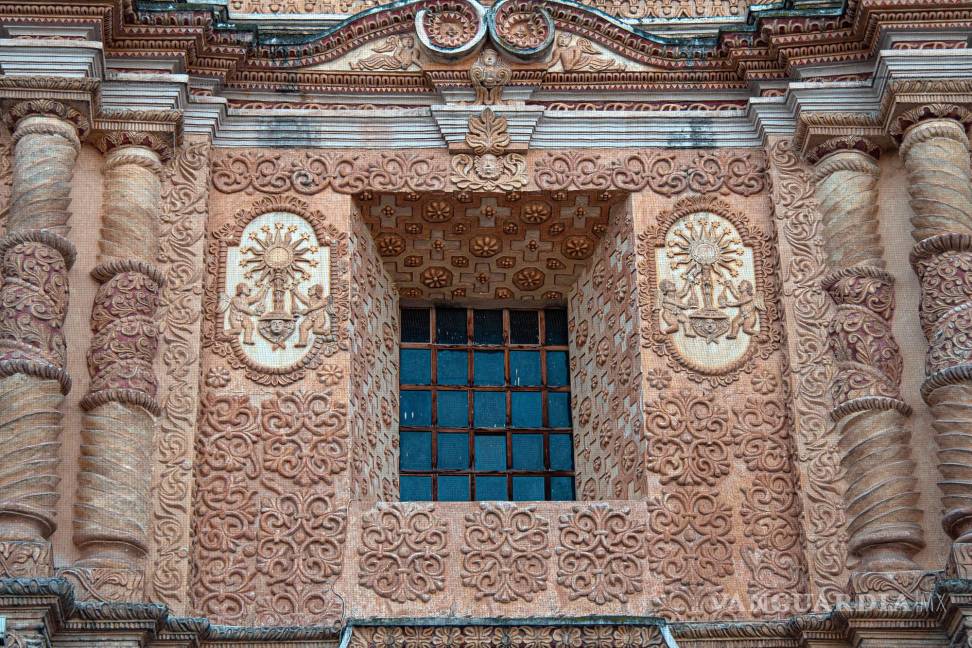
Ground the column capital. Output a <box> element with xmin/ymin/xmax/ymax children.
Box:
<box><xmin>794</xmin><ymin>111</ymin><xmax>886</xmax><ymax>163</ymax></box>
<box><xmin>0</xmin><ymin>75</ymin><xmax>99</xmax><ymax>139</ymax></box>
<box><xmin>89</xmin><ymin>109</ymin><xmax>182</xmax><ymax>165</ymax></box>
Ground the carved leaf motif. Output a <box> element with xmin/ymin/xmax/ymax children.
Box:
<box><xmin>466</xmin><ymin>108</ymin><xmax>510</xmax><ymax>156</ymax></box>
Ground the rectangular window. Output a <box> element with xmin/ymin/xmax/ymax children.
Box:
<box><xmin>399</xmin><ymin>306</ymin><xmax>575</xmax><ymax>501</ymax></box>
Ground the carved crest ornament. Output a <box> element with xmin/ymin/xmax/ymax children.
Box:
<box><xmin>204</xmin><ymin>195</ymin><xmax>349</xmax><ymax>386</ymax></box>
<box><xmin>639</xmin><ymin>195</ymin><xmax>781</xmax><ymax>384</ymax></box>
<box><xmin>451</xmin><ymin>107</ymin><xmax>527</xmax><ymax>192</ymax></box>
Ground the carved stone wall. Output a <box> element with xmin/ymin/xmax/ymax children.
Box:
<box><xmin>632</xmin><ymin>154</ymin><xmax>809</xmax><ymax>619</ymax></box>
<box><xmin>349</xmin><ymin>210</ymin><xmax>400</xmax><ymax>504</ymax></box>
<box><xmin>192</xmin><ymin>184</ymin><xmax>353</xmax><ymax>625</ymax></box>
<box><xmin>568</xmin><ymin>200</ymin><xmax>646</xmax><ymax>500</ymax></box>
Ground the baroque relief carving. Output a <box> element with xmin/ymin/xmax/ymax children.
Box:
<box><xmin>347</xmin><ymin>624</ymin><xmax>665</xmax><ymax>648</ymax></box>
<box><xmin>203</xmin><ymin>195</ymin><xmax>349</xmax><ymax>386</ymax></box>
<box><xmin>470</xmin><ymin>49</ymin><xmax>512</xmax><ymax>105</ymax></box>
<box><xmin>451</xmin><ymin>108</ymin><xmax>527</xmax><ymax>192</ymax></box>
<box><xmin>638</xmin><ymin>195</ymin><xmax>781</xmax><ymax>384</ymax></box>
<box><xmin>460</xmin><ymin>504</ymin><xmax>550</xmax><ymax>603</ymax></box>
<box><xmin>766</xmin><ymin>139</ymin><xmax>847</xmax><ymax>606</ymax></box>
<box><xmin>357</xmin><ymin>505</ymin><xmax>449</xmax><ymax>603</ymax></box>
<box><xmin>149</xmin><ymin>140</ymin><xmax>210</xmax><ymax>613</ymax></box>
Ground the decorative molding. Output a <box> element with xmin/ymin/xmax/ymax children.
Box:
<box><xmin>534</xmin><ymin>150</ymin><xmax>766</xmax><ymax>196</ymax></box>
<box><xmin>147</xmin><ymin>139</ymin><xmax>210</xmax><ymax>613</ymax></box>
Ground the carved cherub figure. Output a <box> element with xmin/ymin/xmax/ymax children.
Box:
<box><xmin>222</xmin><ymin>283</ymin><xmax>266</xmax><ymax>345</ymax></box>
<box><xmin>720</xmin><ymin>279</ymin><xmax>763</xmax><ymax>339</ymax></box>
<box><xmin>551</xmin><ymin>33</ymin><xmax>625</xmax><ymax>72</ymax></box>
<box><xmin>658</xmin><ymin>278</ymin><xmax>696</xmax><ymax>338</ymax></box>
<box><xmin>351</xmin><ymin>35</ymin><xmax>417</xmax><ymax>71</ymax></box>
<box><xmin>470</xmin><ymin>48</ymin><xmax>512</xmax><ymax>104</ymax></box>
<box><xmin>293</xmin><ymin>283</ymin><xmax>336</xmax><ymax>347</ymax></box>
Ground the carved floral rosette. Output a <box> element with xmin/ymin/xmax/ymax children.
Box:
<box><xmin>488</xmin><ymin>0</ymin><xmax>555</xmax><ymax>59</ymax></box>
<box><xmin>637</xmin><ymin>194</ymin><xmax>781</xmax><ymax>385</ymax></box>
<box><xmin>203</xmin><ymin>194</ymin><xmax>350</xmax><ymax>386</ymax></box>
<box><xmin>415</xmin><ymin>0</ymin><xmax>487</xmax><ymax>59</ymax></box>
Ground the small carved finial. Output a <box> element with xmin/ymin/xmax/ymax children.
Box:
<box><xmin>470</xmin><ymin>48</ymin><xmax>512</xmax><ymax>105</ymax></box>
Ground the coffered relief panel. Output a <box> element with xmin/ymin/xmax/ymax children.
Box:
<box><xmin>356</xmin><ymin>190</ymin><xmax>625</xmax><ymax>303</ymax></box>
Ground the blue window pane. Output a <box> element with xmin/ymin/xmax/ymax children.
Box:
<box><xmin>437</xmin><ymin>350</ymin><xmax>467</xmax><ymax>386</ymax></box>
<box><xmin>510</xmin><ymin>351</ymin><xmax>541</xmax><ymax>386</ymax></box>
<box><xmin>473</xmin><ymin>309</ymin><xmax>504</xmax><ymax>345</ymax></box>
<box><xmin>550</xmin><ymin>477</ymin><xmax>574</xmax><ymax>501</ymax></box>
<box><xmin>476</xmin><ymin>476</ymin><xmax>507</xmax><ymax>501</ymax></box>
<box><xmin>550</xmin><ymin>434</ymin><xmax>574</xmax><ymax>471</ymax></box>
<box><xmin>512</xmin><ymin>434</ymin><xmax>544</xmax><ymax>470</ymax></box>
<box><xmin>474</xmin><ymin>392</ymin><xmax>506</xmax><ymax>428</ymax></box>
<box><xmin>437</xmin><ymin>432</ymin><xmax>469</xmax><ymax>470</ymax></box>
<box><xmin>436</xmin><ymin>307</ymin><xmax>467</xmax><ymax>344</ymax></box>
<box><xmin>548</xmin><ymin>392</ymin><xmax>571</xmax><ymax>428</ymax></box>
<box><xmin>511</xmin><ymin>391</ymin><xmax>542</xmax><ymax>428</ymax></box>
<box><xmin>401</xmin><ymin>476</ymin><xmax>432</xmax><ymax>501</ymax></box>
<box><xmin>544</xmin><ymin>309</ymin><xmax>568</xmax><ymax>345</ymax></box>
<box><xmin>400</xmin><ymin>349</ymin><xmax>431</xmax><ymax>385</ymax></box>
<box><xmin>438</xmin><ymin>475</ymin><xmax>470</xmax><ymax>501</ymax></box>
<box><xmin>437</xmin><ymin>391</ymin><xmax>468</xmax><ymax>428</ymax></box>
<box><xmin>546</xmin><ymin>351</ymin><xmax>569</xmax><ymax>386</ymax></box>
<box><xmin>512</xmin><ymin>476</ymin><xmax>545</xmax><ymax>501</ymax></box>
<box><xmin>400</xmin><ymin>390</ymin><xmax>431</xmax><ymax>426</ymax></box>
<box><xmin>401</xmin><ymin>308</ymin><xmax>430</xmax><ymax>343</ymax></box>
<box><xmin>509</xmin><ymin>310</ymin><xmax>539</xmax><ymax>344</ymax></box>
<box><xmin>400</xmin><ymin>431</ymin><xmax>431</xmax><ymax>470</ymax></box>
<box><xmin>475</xmin><ymin>435</ymin><xmax>507</xmax><ymax>471</ymax></box>
<box><xmin>473</xmin><ymin>351</ymin><xmax>505</xmax><ymax>386</ymax></box>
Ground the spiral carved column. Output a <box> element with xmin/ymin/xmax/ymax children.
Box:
<box><xmin>896</xmin><ymin>108</ymin><xmax>972</xmax><ymax>576</ymax></box>
<box><xmin>62</xmin><ymin>137</ymin><xmax>167</xmax><ymax>602</ymax></box>
<box><xmin>0</xmin><ymin>104</ymin><xmax>82</xmax><ymax>577</ymax></box>
<box><xmin>811</xmin><ymin>144</ymin><xmax>925</xmax><ymax>588</ymax></box>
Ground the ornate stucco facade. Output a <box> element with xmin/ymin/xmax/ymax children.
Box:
<box><xmin>3</xmin><ymin>1</ymin><xmax>972</xmax><ymax>646</ymax></box>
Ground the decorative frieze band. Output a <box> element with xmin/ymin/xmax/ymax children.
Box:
<box><xmin>210</xmin><ymin>148</ymin><xmax>767</xmax><ymax>197</ymax></box>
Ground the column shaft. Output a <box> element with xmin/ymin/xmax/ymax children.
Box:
<box><xmin>813</xmin><ymin>147</ymin><xmax>924</xmax><ymax>574</ymax></box>
<box><xmin>899</xmin><ymin>115</ymin><xmax>972</xmax><ymax>553</ymax></box>
<box><xmin>0</xmin><ymin>112</ymin><xmax>78</xmax><ymax>577</ymax></box>
<box><xmin>66</xmin><ymin>143</ymin><xmax>164</xmax><ymax>600</ymax></box>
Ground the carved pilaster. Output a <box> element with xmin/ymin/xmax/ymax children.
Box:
<box><xmin>811</xmin><ymin>143</ymin><xmax>925</xmax><ymax>582</ymax></box>
<box><xmin>68</xmin><ymin>136</ymin><xmax>168</xmax><ymax>602</ymax></box>
<box><xmin>896</xmin><ymin>107</ymin><xmax>972</xmax><ymax>576</ymax></box>
<box><xmin>0</xmin><ymin>99</ymin><xmax>81</xmax><ymax>577</ymax></box>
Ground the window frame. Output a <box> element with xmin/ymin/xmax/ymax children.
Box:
<box><xmin>399</xmin><ymin>306</ymin><xmax>576</xmax><ymax>502</ymax></box>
